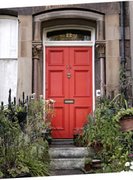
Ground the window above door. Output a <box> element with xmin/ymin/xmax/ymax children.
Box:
<box><xmin>47</xmin><ymin>29</ymin><xmax>91</xmax><ymax>41</ymax></box>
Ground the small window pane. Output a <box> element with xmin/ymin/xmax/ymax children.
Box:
<box><xmin>0</xmin><ymin>18</ymin><xmax>18</xmax><ymax>58</ymax></box>
<box><xmin>47</xmin><ymin>29</ymin><xmax>91</xmax><ymax>41</ymax></box>
<box><xmin>0</xmin><ymin>60</ymin><xmax>18</xmax><ymax>105</ymax></box>
<box><xmin>0</xmin><ymin>17</ymin><xmax>18</xmax><ymax>104</ymax></box>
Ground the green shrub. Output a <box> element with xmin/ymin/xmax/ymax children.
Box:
<box><xmin>82</xmin><ymin>95</ymin><xmax>133</xmax><ymax>173</ymax></box>
<box><xmin>0</xmin><ymin>98</ymin><xmax>53</xmax><ymax>178</ymax></box>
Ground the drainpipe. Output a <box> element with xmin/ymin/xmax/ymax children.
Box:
<box><xmin>120</xmin><ymin>1</ymin><xmax>126</xmax><ymax>66</ymax></box>
<box><xmin>120</xmin><ymin>1</ymin><xmax>127</xmax><ymax>99</ymax></box>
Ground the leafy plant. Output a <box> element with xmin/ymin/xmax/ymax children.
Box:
<box><xmin>26</xmin><ymin>98</ymin><xmax>54</xmax><ymax>143</ymax></box>
<box><xmin>114</xmin><ymin>108</ymin><xmax>133</xmax><ymax>122</ymax></box>
<box><xmin>0</xmin><ymin>97</ymin><xmax>53</xmax><ymax>178</ymax></box>
<box><xmin>82</xmin><ymin>95</ymin><xmax>133</xmax><ymax>173</ymax></box>
<box><xmin>73</xmin><ymin>129</ymin><xmax>84</xmax><ymax>147</ymax></box>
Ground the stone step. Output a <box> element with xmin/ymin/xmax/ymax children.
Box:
<box><xmin>51</xmin><ymin>139</ymin><xmax>74</xmax><ymax>145</ymax></box>
<box><xmin>49</xmin><ymin>140</ymin><xmax>94</xmax><ymax>171</ymax></box>
<box><xmin>50</xmin><ymin>169</ymin><xmax>84</xmax><ymax>176</ymax></box>
<box><xmin>50</xmin><ymin>158</ymin><xmax>86</xmax><ymax>170</ymax></box>
<box><xmin>49</xmin><ymin>147</ymin><xmax>93</xmax><ymax>158</ymax></box>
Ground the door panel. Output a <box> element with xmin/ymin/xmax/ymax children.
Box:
<box><xmin>46</xmin><ymin>47</ymin><xmax>70</xmax><ymax>138</ymax></box>
<box><xmin>69</xmin><ymin>47</ymin><xmax>92</xmax><ymax>138</ymax></box>
<box><xmin>73</xmin><ymin>49</ymin><xmax>90</xmax><ymax>66</ymax></box>
<box><xmin>74</xmin><ymin>106</ymin><xmax>90</xmax><ymax>129</ymax></box>
<box><xmin>74</xmin><ymin>70</ymin><xmax>91</xmax><ymax>97</ymax></box>
<box><xmin>48</xmin><ymin>70</ymin><xmax>64</xmax><ymax>97</ymax></box>
<box><xmin>46</xmin><ymin>46</ymin><xmax>92</xmax><ymax>138</ymax></box>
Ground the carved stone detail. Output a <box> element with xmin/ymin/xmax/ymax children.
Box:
<box><xmin>95</xmin><ymin>40</ymin><xmax>106</xmax><ymax>58</ymax></box>
<box><xmin>32</xmin><ymin>41</ymin><xmax>43</xmax><ymax>60</ymax></box>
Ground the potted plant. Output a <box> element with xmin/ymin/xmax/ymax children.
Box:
<box><xmin>84</xmin><ymin>158</ymin><xmax>103</xmax><ymax>173</ymax></box>
<box><xmin>114</xmin><ymin>108</ymin><xmax>133</xmax><ymax>132</ymax></box>
<box><xmin>82</xmin><ymin>96</ymin><xmax>133</xmax><ymax>173</ymax></box>
<box><xmin>84</xmin><ymin>158</ymin><xmax>93</xmax><ymax>172</ymax></box>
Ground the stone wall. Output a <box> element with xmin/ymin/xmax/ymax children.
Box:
<box><xmin>105</xmin><ymin>14</ymin><xmax>120</xmax><ymax>95</ymax></box>
<box><xmin>1</xmin><ymin>1</ymin><xmax>131</xmax><ymax>98</ymax></box>
<box><xmin>9</xmin><ymin>2</ymin><xmax>119</xmax><ymax>15</ymax></box>
<box><xmin>17</xmin><ymin>15</ymin><xmax>32</xmax><ymax>100</ymax></box>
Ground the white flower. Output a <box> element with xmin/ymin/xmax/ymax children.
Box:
<box><xmin>49</xmin><ymin>99</ymin><xmax>56</xmax><ymax>103</ymax></box>
<box><xmin>130</xmin><ymin>165</ymin><xmax>133</xmax><ymax>170</ymax></box>
<box><xmin>131</xmin><ymin>162</ymin><xmax>133</xmax><ymax>166</ymax></box>
<box><xmin>45</xmin><ymin>100</ymin><xmax>49</xmax><ymax>104</ymax></box>
<box><xmin>125</xmin><ymin>162</ymin><xmax>130</xmax><ymax>167</ymax></box>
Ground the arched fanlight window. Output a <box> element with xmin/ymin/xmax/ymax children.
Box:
<box><xmin>47</xmin><ymin>29</ymin><xmax>91</xmax><ymax>41</ymax></box>
<box><xmin>0</xmin><ymin>16</ymin><xmax>18</xmax><ymax>105</ymax></box>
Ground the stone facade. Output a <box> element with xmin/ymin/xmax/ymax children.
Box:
<box><xmin>17</xmin><ymin>15</ymin><xmax>32</xmax><ymax>99</ymax></box>
<box><xmin>0</xmin><ymin>1</ymin><xmax>132</xmax><ymax>101</ymax></box>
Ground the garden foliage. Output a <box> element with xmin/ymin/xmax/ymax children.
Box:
<box><xmin>0</xmin><ymin>95</ymin><xmax>54</xmax><ymax>178</ymax></box>
<box><xmin>82</xmin><ymin>94</ymin><xmax>133</xmax><ymax>173</ymax></box>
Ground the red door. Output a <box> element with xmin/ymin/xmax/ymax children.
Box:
<box><xmin>46</xmin><ymin>47</ymin><xmax>92</xmax><ymax>138</ymax></box>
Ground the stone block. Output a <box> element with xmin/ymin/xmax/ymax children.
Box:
<box><xmin>106</xmin><ymin>56</ymin><xmax>120</xmax><ymax>94</ymax></box>
<box><xmin>106</xmin><ymin>40</ymin><xmax>120</xmax><ymax>57</ymax></box>
<box><xmin>105</xmin><ymin>14</ymin><xmax>120</xmax><ymax>40</ymax></box>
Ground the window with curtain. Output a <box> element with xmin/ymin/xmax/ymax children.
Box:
<box><xmin>0</xmin><ymin>16</ymin><xmax>18</xmax><ymax>105</ymax></box>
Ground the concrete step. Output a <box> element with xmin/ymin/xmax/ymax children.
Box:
<box><xmin>49</xmin><ymin>147</ymin><xmax>93</xmax><ymax>158</ymax></box>
<box><xmin>50</xmin><ymin>158</ymin><xmax>85</xmax><ymax>169</ymax></box>
<box><xmin>51</xmin><ymin>139</ymin><xmax>74</xmax><ymax>145</ymax></box>
<box><xmin>49</xmin><ymin>140</ymin><xmax>94</xmax><ymax>171</ymax></box>
<box><xmin>50</xmin><ymin>169</ymin><xmax>84</xmax><ymax>176</ymax></box>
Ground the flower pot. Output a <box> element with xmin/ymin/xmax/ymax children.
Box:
<box><xmin>119</xmin><ymin>116</ymin><xmax>133</xmax><ymax>132</ymax></box>
<box><xmin>84</xmin><ymin>163</ymin><xmax>93</xmax><ymax>171</ymax></box>
<box><xmin>91</xmin><ymin>159</ymin><xmax>102</xmax><ymax>170</ymax></box>
<box><xmin>84</xmin><ymin>160</ymin><xmax>102</xmax><ymax>173</ymax></box>
<box><xmin>91</xmin><ymin>141</ymin><xmax>103</xmax><ymax>153</ymax></box>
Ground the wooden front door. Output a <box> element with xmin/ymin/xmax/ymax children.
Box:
<box><xmin>46</xmin><ymin>46</ymin><xmax>92</xmax><ymax>138</ymax></box>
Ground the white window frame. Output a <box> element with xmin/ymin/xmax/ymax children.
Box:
<box><xmin>0</xmin><ymin>15</ymin><xmax>18</xmax><ymax>105</ymax></box>
<box><xmin>0</xmin><ymin>15</ymin><xmax>18</xmax><ymax>59</ymax></box>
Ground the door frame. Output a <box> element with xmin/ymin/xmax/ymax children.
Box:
<box><xmin>43</xmin><ymin>25</ymin><xmax>95</xmax><ymax>111</ymax></box>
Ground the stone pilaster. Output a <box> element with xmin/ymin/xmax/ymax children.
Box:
<box><xmin>32</xmin><ymin>41</ymin><xmax>43</xmax><ymax>97</ymax></box>
<box><xmin>96</xmin><ymin>40</ymin><xmax>106</xmax><ymax>96</ymax></box>
<box><xmin>17</xmin><ymin>15</ymin><xmax>32</xmax><ymax>100</ymax></box>
<box><xmin>33</xmin><ymin>19</ymin><xmax>43</xmax><ymax>98</ymax></box>
<box><xmin>105</xmin><ymin>14</ymin><xmax>120</xmax><ymax>96</ymax></box>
